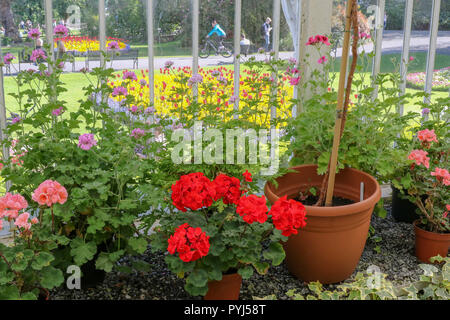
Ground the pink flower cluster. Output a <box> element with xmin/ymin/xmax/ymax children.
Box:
<box><xmin>112</xmin><ymin>86</ymin><xmax>128</xmax><ymax>98</ymax></box>
<box><xmin>78</xmin><ymin>133</ymin><xmax>97</xmax><ymax>150</ymax></box>
<box><xmin>28</xmin><ymin>28</ymin><xmax>41</xmax><ymax>40</ymax></box>
<box><xmin>52</xmin><ymin>107</ymin><xmax>64</xmax><ymax>116</ymax></box>
<box><xmin>306</xmin><ymin>34</ymin><xmax>331</xmax><ymax>46</ymax></box>
<box><xmin>30</xmin><ymin>49</ymin><xmax>47</xmax><ymax>62</ymax></box>
<box><xmin>131</xmin><ymin>128</ymin><xmax>146</xmax><ymax>139</ymax></box>
<box><xmin>107</xmin><ymin>41</ymin><xmax>120</xmax><ymax>50</ymax></box>
<box><xmin>54</xmin><ymin>25</ymin><xmax>69</xmax><ymax>37</ymax></box>
<box><xmin>32</xmin><ymin>180</ymin><xmax>68</xmax><ymax>207</ymax></box>
<box><xmin>3</xmin><ymin>53</ymin><xmax>15</xmax><ymax>65</ymax></box>
<box><xmin>408</xmin><ymin>149</ymin><xmax>430</xmax><ymax>169</ymax></box>
<box><xmin>188</xmin><ymin>74</ymin><xmax>203</xmax><ymax>86</ymax></box>
<box><xmin>0</xmin><ymin>193</ymin><xmax>28</xmax><ymax>220</ymax></box>
<box><xmin>123</xmin><ymin>71</ymin><xmax>137</xmax><ymax>81</ymax></box>
<box><xmin>431</xmin><ymin>168</ymin><xmax>450</xmax><ymax>186</ymax></box>
<box><xmin>417</xmin><ymin>129</ymin><xmax>438</xmax><ymax>144</ymax></box>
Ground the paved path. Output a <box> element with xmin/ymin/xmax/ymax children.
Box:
<box><xmin>2</xmin><ymin>30</ymin><xmax>450</xmax><ymax>74</ymax></box>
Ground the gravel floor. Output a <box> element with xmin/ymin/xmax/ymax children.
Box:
<box><xmin>50</xmin><ymin>202</ymin><xmax>424</xmax><ymax>300</ymax></box>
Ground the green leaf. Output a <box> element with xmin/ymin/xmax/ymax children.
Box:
<box><xmin>186</xmin><ymin>269</ymin><xmax>209</xmax><ymax>288</ymax></box>
<box><xmin>263</xmin><ymin>242</ymin><xmax>285</xmax><ymax>266</ymax></box>
<box><xmin>0</xmin><ymin>285</ymin><xmax>20</xmax><ymax>300</ymax></box>
<box><xmin>31</xmin><ymin>252</ymin><xmax>55</xmax><ymax>270</ymax></box>
<box><xmin>95</xmin><ymin>253</ymin><xmax>115</xmax><ymax>272</ymax></box>
<box><xmin>127</xmin><ymin>237</ymin><xmax>148</xmax><ymax>255</ymax></box>
<box><xmin>40</xmin><ymin>266</ymin><xmax>64</xmax><ymax>289</ymax></box>
<box><xmin>131</xmin><ymin>260</ymin><xmax>152</xmax><ymax>272</ymax></box>
<box><xmin>238</xmin><ymin>265</ymin><xmax>254</xmax><ymax>279</ymax></box>
<box><xmin>70</xmin><ymin>239</ymin><xmax>97</xmax><ymax>265</ymax></box>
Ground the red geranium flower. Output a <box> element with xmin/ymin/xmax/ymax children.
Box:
<box><xmin>236</xmin><ymin>195</ymin><xmax>268</xmax><ymax>224</ymax></box>
<box><xmin>242</xmin><ymin>170</ymin><xmax>253</xmax><ymax>182</ymax></box>
<box><xmin>213</xmin><ymin>174</ymin><xmax>242</xmax><ymax>205</ymax></box>
<box><xmin>171</xmin><ymin>172</ymin><xmax>216</xmax><ymax>212</ymax></box>
<box><xmin>167</xmin><ymin>223</ymin><xmax>210</xmax><ymax>262</ymax></box>
<box><xmin>269</xmin><ymin>195</ymin><xmax>307</xmax><ymax>237</ymax></box>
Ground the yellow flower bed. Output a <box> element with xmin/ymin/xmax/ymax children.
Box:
<box><xmin>54</xmin><ymin>36</ymin><xmax>128</xmax><ymax>53</ymax></box>
<box><xmin>109</xmin><ymin>66</ymin><xmax>294</xmax><ymax>128</ymax></box>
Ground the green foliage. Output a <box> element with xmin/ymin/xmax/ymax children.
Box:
<box><xmin>260</xmin><ymin>256</ymin><xmax>450</xmax><ymax>300</ymax></box>
<box><xmin>1</xmin><ymin>47</ymin><xmax>161</xmax><ymax>281</ymax></box>
<box><xmin>392</xmin><ymin>98</ymin><xmax>450</xmax><ymax>233</ymax></box>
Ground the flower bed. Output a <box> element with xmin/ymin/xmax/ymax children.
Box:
<box><xmin>54</xmin><ymin>36</ymin><xmax>129</xmax><ymax>54</ymax></box>
<box><xmin>406</xmin><ymin>67</ymin><xmax>450</xmax><ymax>91</ymax></box>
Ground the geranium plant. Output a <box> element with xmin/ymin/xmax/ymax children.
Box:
<box><xmin>392</xmin><ymin>99</ymin><xmax>449</xmax><ymax>233</ymax></box>
<box><xmin>150</xmin><ymin>171</ymin><xmax>307</xmax><ymax>297</ymax></box>
<box><xmin>0</xmin><ymin>46</ymin><xmax>161</xmax><ymax>275</ymax></box>
<box><xmin>0</xmin><ymin>182</ymin><xmax>70</xmax><ymax>300</ymax></box>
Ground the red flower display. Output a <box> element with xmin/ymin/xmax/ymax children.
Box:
<box><xmin>269</xmin><ymin>195</ymin><xmax>307</xmax><ymax>237</ymax></box>
<box><xmin>213</xmin><ymin>174</ymin><xmax>242</xmax><ymax>205</ymax></box>
<box><xmin>242</xmin><ymin>170</ymin><xmax>253</xmax><ymax>182</ymax></box>
<box><xmin>171</xmin><ymin>172</ymin><xmax>216</xmax><ymax>212</ymax></box>
<box><xmin>236</xmin><ymin>195</ymin><xmax>269</xmax><ymax>224</ymax></box>
<box><xmin>167</xmin><ymin>223</ymin><xmax>210</xmax><ymax>262</ymax></box>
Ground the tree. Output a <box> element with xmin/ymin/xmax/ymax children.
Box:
<box><xmin>0</xmin><ymin>0</ymin><xmax>20</xmax><ymax>42</ymax></box>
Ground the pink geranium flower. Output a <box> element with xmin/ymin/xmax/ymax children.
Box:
<box><xmin>289</xmin><ymin>76</ymin><xmax>300</xmax><ymax>86</ymax></box>
<box><xmin>14</xmin><ymin>212</ymin><xmax>31</xmax><ymax>230</ymax></box>
<box><xmin>417</xmin><ymin>129</ymin><xmax>438</xmax><ymax>143</ymax></box>
<box><xmin>3</xmin><ymin>53</ymin><xmax>16</xmax><ymax>65</ymax></box>
<box><xmin>78</xmin><ymin>133</ymin><xmax>97</xmax><ymax>150</ymax></box>
<box><xmin>131</xmin><ymin>128</ymin><xmax>146</xmax><ymax>139</ymax></box>
<box><xmin>0</xmin><ymin>193</ymin><xmax>28</xmax><ymax>220</ymax></box>
<box><xmin>30</xmin><ymin>49</ymin><xmax>47</xmax><ymax>62</ymax></box>
<box><xmin>306</xmin><ymin>34</ymin><xmax>330</xmax><ymax>46</ymax></box>
<box><xmin>123</xmin><ymin>71</ymin><xmax>137</xmax><ymax>81</ymax></box>
<box><xmin>317</xmin><ymin>56</ymin><xmax>328</xmax><ymax>64</ymax></box>
<box><xmin>32</xmin><ymin>180</ymin><xmax>68</xmax><ymax>207</ymax></box>
<box><xmin>28</xmin><ymin>28</ymin><xmax>41</xmax><ymax>40</ymax></box>
<box><xmin>54</xmin><ymin>25</ymin><xmax>69</xmax><ymax>37</ymax></box>
<box><xmin>431</xmin><ymin>168</ymin><xmax>450</xmax><ymax>186</ymax></box>
<box><xmin>408</xmin><ymin>149</ymin><xmax>430</xmax><ymax>169</ymax></box>
<box><xmin>107</xmin><ymin>41</ymin><xmax>120</xmax><ymax>50</ymax></box>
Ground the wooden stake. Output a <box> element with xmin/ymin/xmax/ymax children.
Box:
<box><xmin>325</xmin><ymin>0</ymin><xmax>354</xmax><ymax>207</ymax></box>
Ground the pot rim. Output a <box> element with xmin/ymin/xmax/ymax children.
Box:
<box><xmin>264</xmin><ymin>164</ymin><xmax>381</xmax><ymax>218</ymax></box>
<box><xmin>413</xmin><ymin>219</ymin><xmax>450</xmax><ymax>238</ymax></box>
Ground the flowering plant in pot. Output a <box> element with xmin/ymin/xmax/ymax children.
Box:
<box><xmin>264</xmin><ymin>0</ymin><xmax>384</xmax><ymax>284</ymax></box>
<box><xmin>149</xmin><ymin>171</ymin><xmax>307</xmax><ymax>298</ymax></box>
<box><xmin>0</xmin><ymin>182</ymin><xmax>68</xmax><ymax>300</ymax></box>
<box><xmin>392</xmin><ymin>100</ymin><xmax>449</xmax><ymax>262</ymax></box>
<box><xmin>0</xmin><ymin>48</ymin><xmax>160</xmax><ymax>281</ymax></box>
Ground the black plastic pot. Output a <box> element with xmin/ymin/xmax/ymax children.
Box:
<box><xmin>391</xmin><ymin>186</ymin><xmax>420</xmax><ymax>223</ymax></box>
<box><xmin>80</xmin><ymin>259</ymin><xmax>107</xmax><ymax>289</ymax></box>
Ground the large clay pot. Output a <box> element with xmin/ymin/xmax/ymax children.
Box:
<box><xmin>414</xmin><ymin>220</ymin><xmax>450</xmax><ymax>263</ymax></box>
<box><xmin>391</xmin><ymin>186</ymin><xmax>420</xmax><ymax>223</ymax></box>
<box><xmin>203</xmin><ymin>273</ymin><xmax>242</xmax><ymax>300</ymax></box>
<box><xmin>264</xmin><ymin>164</ymin><xmax>381</xmax><ymax>284</ymax></box>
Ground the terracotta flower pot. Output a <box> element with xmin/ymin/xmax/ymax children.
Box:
<box><xmin>264</xmin><ymin>164</ymin><xmax>381</xmax><ymax>284</ymax></box>
<box><xmin>414</xmin><ymin>220</ymin><xmax>450</xmax><ymax>263</ymax></box>
<box><xmin>203</xmin><ymin>273</ymin><xmax>242</xmax><ymax>300</ymax></box>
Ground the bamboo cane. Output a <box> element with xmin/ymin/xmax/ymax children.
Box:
<box><xmin>325</xmin><ymin>0</ymin><xmax>355</xmax><ymax>207</ymax></box>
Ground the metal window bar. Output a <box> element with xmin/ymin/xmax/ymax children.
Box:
<box><xmin>398</xmin><ymin>0</ymin><xmax>414</xmax><ymax>116</ymax></box>
<box><xmin>270</xmin><ymin>0</ymin><xmax>281</xmax><ymax>130</ymax></box>
<box><xmin>147</xmin><ymin>0</ymin><xmax>155</xmax><ymax>106</ymax></box>
<box><xmin>293</xmin><ymin>0</ymin><xmax>302</xmax><ymax>118</ymax></box>
<box><xmin>192</xmin><ymin>0</ymin><xmax>199</xmax><ymax>100</ymax></box>
<box><xmin>424</xmin><ymin>0</ymin><xmax>441</xmax><ymax>108</ymax></box>
<box><xmin>371</xmin><ymin>0</ymin><xmax>385</xmax><ymax>101</ymax></box>
<box><xmin>99</xmin><ymin>0</ymin><xmax>106</xmax><ymax>67</ymax></box>
<box><xmin>233</xmin><ymin>0</ymin><xmax>242</xmax><ymax>119</ymax></box>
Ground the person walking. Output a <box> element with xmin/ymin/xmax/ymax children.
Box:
<box><xmin>206</xmin><ymin>20</ymin><xmax>226</xmax><ymax>49</ymax></box>
<box><xmin>262</xmin><ymin>17</ymin><xmax>272</xmax><ymax>52</ymax></box>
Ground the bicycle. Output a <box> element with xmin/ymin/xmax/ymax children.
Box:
<box><xmin>199</xmin><ymin>38</ymin><xmax>233</xmax><ymax>58</ymax></box>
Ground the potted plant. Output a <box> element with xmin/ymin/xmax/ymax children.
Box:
<box><xmin>1</xmin><ymin>48</ymin><xmax>159</xmax><ymax>286</ymax></box>
<box><xmin>393</xmin><ymin>101</ymin><xmax>449</xmax><ymax>263</ymax></box>
<box><xmin>264</xmin><ymin>0</ymin><xmax>385</xmax><ymax>284</ymax></box>
<box><xmin>149</xmin><ymin>171</ymin><xmax>307</xmax><ymax>299</ymax></box>
<box><xmin>0</xmin><ymin>185</ymin><xmax>68</xmax><ymax>300</ymax></box>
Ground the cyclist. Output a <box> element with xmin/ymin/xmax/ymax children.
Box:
<box><xmin>206</xmin><ymin>20</ymin><xmax>226</xmax><ymax>50</ymax></box>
